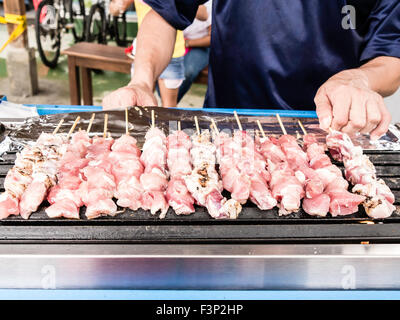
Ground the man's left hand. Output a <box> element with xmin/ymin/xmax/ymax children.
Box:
<box><xmin>314</xmin><ymin>68</ymin><xmax>391</xmax><ymax>140</ymax></box>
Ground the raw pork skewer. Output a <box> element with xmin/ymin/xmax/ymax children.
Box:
<box><xmin>111</xmin><ymin>108</ymin><xmax>144</xmax><ymax>211</ymax></box>
<box><xmin>275</xmin><ymin>117</ymin><xmax>353</xmax><ymax>216</ymax></box>
<box><xmin>46</xmin><ymin>115</ymin><xmax>95</xmax><ymax>219</ymax></box>
<box><xmin>326</xmin><ymin>129</ymin><xmax>395</xmax><ymax>218</ymax></box>
<box><xmin>165</xmin><ymin>121</ymin><xmax>195</xmax><ymax>215</ymax></box>
<box><xmin>139</xmin><ymin>110</ymin><xmax>170</xmax><ymax>218</ymax></box>
<box><xmin>213</xmin><ymin>117</ymin><xmax>276</xmax><ymax>210</ymax></box>
<box><xmin>0</xmin><ymin>119</ymin><xmax>68</xmax><ymax>219</ymax></box>
<box><xmin>18</xmin><ymin>117</ymin><xmax>81</xmax><ymax>219</ymax></box>
<box><xmin>298</xmin><ymin>121</ymin><xmax>365</xmax><ymax>217</ymax></box>
<box><xmin>256</xmin><ymin>116</ymin><xmax>305</xmax><ymax>216</ymax></box>
<box><xmin>79</xmin><ymin>114</ymin><xmax>118</xmax><ymax>219</ymax></box>
<box><xmin>184</xmin><ymin>117</ymin><xmax>242</xmax><ymax>219</ymax></box>
<box><xmin>213</xmin><ymin>116</ymin><xmax>250</xmax><ymax>204</ymax></box>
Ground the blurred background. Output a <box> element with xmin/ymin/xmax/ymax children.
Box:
<box><xmin>0</xmin><ymin>0</ymin><xmax>207</xmax><ymax>108</ymax></box>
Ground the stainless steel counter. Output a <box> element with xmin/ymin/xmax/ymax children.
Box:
<box><xmin>1</xmin><ymin>244</ymin><xmax>400</xmax><ymax>290</ymax></box>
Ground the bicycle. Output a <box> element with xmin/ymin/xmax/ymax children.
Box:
<box><xmin>34</xmin><ymin>0</ymin><xmax>86</xmax><ymax>68</ymax></box>
<box><xmin>85</xmin><ymin>0</ymin><xmax>127</xmax><ymax>47</ymax></box>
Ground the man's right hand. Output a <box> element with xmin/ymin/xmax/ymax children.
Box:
<box><xmin>102</xmin><ymin>83</ymin><xmax>158</xmax><ymax>110</ymax></box>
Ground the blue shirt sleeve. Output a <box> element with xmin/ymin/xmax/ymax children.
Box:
<box><xmin>144</xmin><ymin>0</ymin><xmax>207</xmax><ymax>30</ymax></box>
<box><xmin>360</xmin><ymin>0</ymin><xmax>400</xmax><ymax>62</ymax></box>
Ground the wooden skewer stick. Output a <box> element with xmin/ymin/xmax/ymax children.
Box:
<box><xmin>151</xmin><ymin>109</ymin><xmax>155</xmax><ymax>128</ymax></box>
<box><xmin>233</xmin><ymin>111</ymin><xmax>243</xmax><ymax>131</ymax></box>
<box><xmin>209</xmin><ymin>124</ymin><xmax>215</xmax><ymax>134</ymax></box>
<box><xmin>87</xmin><ymin>113</ymin><xmax>95</xmax><ymax>134</ymax></box>
<box><xmin>209</xmin><ymin>123</ymin><xmax>218</xmax><ymax>135</ymax></box>
<box><xmin>103</xmin><ymin>114</ymin><xmax>108</xmax><ymax>138</ymax></box>
<box><xmin>211</xmin><ymin>119</ymin><xmax>219</xmax><ymax>134</ymax></box>
<box><xmin>275</xmin><ymin>114</ymin><xmax>287</xmax><ymax>135</ymax></box>
<box><xmin>53</xmin><ymin>119</ymin><xmax>64</xmax><ymax>135</ymax></box>
<box><xmin>194</xmin><ymin>116</ymin><xmax>200</xmax><ymax>135</ymax></box>
<box><xmin>298</xmin><ymin>120</ymin><xmax>308</xmax><ymax>135</ymax></box>
<box><xmin>125</xmin><ymin>108</ymin><xmax>129</xmax><ymax>135</ymax></box>
<box><xmin>67</xmin><ymin>116</ymin><xmax>80</xmax><ymax>138</ymax></box>
<box><xmin>177</xmin><ymin>121</ymin><xmax>181</xmax><ymax>132</ymax></box>
<box><xmin>256</xmin><ymin>120</ymin><xmax>266</xmax><ymax>139</ymax></box>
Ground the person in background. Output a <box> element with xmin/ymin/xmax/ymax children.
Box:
<box><xmin>177</xmin><ymin>1</ymin><xmax>212</xmax><ymax>103</ymax></box>
<box><xmin>109</xmin><ymin>0</ymin><xmax>186</xmax><ymax>107</ymax></box>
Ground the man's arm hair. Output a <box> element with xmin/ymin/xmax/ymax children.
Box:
<box><xmin>129</xmin><ymin>9</ymin><xmax>177</xmax><ymax>89</ymax></box>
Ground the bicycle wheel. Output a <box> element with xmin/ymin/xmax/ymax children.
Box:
<box><xmin>85</xmin><ymin>4</ymin><xmax>107</xmax><ymax>44</ymax></box>
<box><xmin>69</xmin><ymin>0</ymin><xmax>86</xmax><ymax>42</ymax></box>
<box><xmin>35</xmin><ymin>0</ymin><xmax>61</xmax><ymax>68</ymax></box>
<box><xmin>113</xmin><ymin>12</ymin><xmax>127</xmax><ymax>47</ymax></box>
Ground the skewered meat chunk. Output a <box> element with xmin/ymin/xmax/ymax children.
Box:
<box><xmin>302</xmin><ymin>193</ymin><xmax>330</xmax><ymax>217</ymax></box>
<box><xmin>302</xmin><ymin>133</ymin><xmax>364</xmax><ymax>217</ymax></box>
<box><xmin>114</xmin><ymin>176</ymin><xmax>143</xmax><ymax>210</ymax></box>
<box><xmin>0</xmin><ymin>192</ymin><xmax>19</xmax><ymax>219</ymax></box>
<box><xmin>4</xmin><ymin>167</ymin><xmax>32</xmax><ymax>199</ymax></box>
<box><xmin>111</xmin><ymin>134</ymin><xmax>144</xmax><ymax>211</ymax></box>
<box><xmin>257</xmin><ymin>136</ymin><xmax>305</xmax><ymax>215</ymax></box>
<box><xmin>216</xmin><ymin>130</ymin><xmax>276</xmax><ymax>210</ymax></box>
<box><xmin>12</xmin><ymin>133</ymin><xmax>68</xmax><ymax>219</ymax></box>
<box><xmin>166</xmin><ymin>177</ymin><xmax>195</xmax><ymax>215</ymax></box>
<box><xmin>326</xmin><ymin>130</ymin><xmax>395</xmax><ymax>219</ymax></box>
<box><xmin>215</xmin><ymin>131</ymin><xmax>250</xmax><ymax>204</ymax></box>
<box><xmin>166</xmin><ymin>130</ymin><xmax>195</xmax><ymax>215</ymax></box>
<box><xmin>184</xmin><ymin>130</ymin><xmax>242</xmax><ymax>219</ymax></box>
<box><xmin>0</xmin><ymin>136</ymin><xmax>58</xmax><ymax>218</ymax></box>
<box><xmin>269</xmin><ymin>161</ymin><xmax>305</xmax><ymax>215</ymax></box>
<box><xmin>79</xmin><ymin>136</ymin><xmax>118</xmax><ymax>219</ymax></box>
<box><xmin>45</xmin><ymin>130</ymin><xmax>92</xmax><ymax>219</ymax></box>
<box><xmin>139</xmin><ymin>127</ymin><xmax>169</xmax><ymax>218</ymax></box>
<box><xmin>46</xmin><ymin>199</ymin><xmax>80</xmax><ymax>219</ymax></box>
<box><xmin>257</xmin><ymin>136</ymin><xmax>286</xmax><ymax>164</ymax></box>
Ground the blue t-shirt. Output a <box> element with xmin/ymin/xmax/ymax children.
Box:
<box><xmin>144</xmin><ymin>0</ymin><xmax>400</xmax><ymax>110</ymax></box>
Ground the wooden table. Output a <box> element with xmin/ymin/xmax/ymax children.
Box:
<box><xmin>62</xmin><ymin>42</ymin><xmax>209</xmax><ymax>106</ymax></box>
<box><xmin>62</xmin><ymin>42</ymin><xmax>133</xmax><ymax>106</ymax></box>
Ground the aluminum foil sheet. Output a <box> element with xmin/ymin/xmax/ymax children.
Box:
<box><xmin>1</xmin><ymin>106</ymin><xmax>400</xmax><ymax>156</ymax></box>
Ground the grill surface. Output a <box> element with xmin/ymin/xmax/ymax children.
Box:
<box><xmin>0</xmin><ymin>149</ymin><xmax>399</xmax><ymax>244</ymax></box>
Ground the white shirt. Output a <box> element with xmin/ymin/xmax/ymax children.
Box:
<box><xmin>183</xmin><ymin>1</ymin><xmax>212</xmax><ymax>40</ymax></box>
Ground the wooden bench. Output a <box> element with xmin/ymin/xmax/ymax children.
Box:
<box><xmin>62</xmin><ymin>42</ymin><xmax>208</xmax><ymax>106</ymax></box>
<box><xmin>62</xmin><ymin>42</ymin><xmax>133</xmax><ymax>106</ymax></box>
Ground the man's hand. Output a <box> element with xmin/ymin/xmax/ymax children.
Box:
<box><xmin>102</xmin><ymin>82</ymin><xmax>157</xmax><ymax>110</ymax></box>
<box><xmin>315</xmin><ymin>68</ymin><xmax>391</xmax><ymax>140</ymax></box>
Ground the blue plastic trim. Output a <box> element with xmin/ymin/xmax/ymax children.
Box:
<box><xmin>0</xmin><ymin>94</ymin><xmax>317</xmax><ymax>118</ymax></box>
<box><xmin>0</xmin><ymin>290</ymin><xmax>397</xmax><ymax>300</ymax></box>
<box><xmin>27</xmin><ymin>105</ymin><xmax>317</xmax><ymax>118</ymax></box>
<box><xmin>176</xmin><ymin>107</ymin><xmax>318</xmax><ymax>118</ymax></box>
<box><xmin>24</xmin><ymin>104</ymin><xmax>102</xmax><ymax>116</ymax></box>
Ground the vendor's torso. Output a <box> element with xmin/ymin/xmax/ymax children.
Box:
<box><xmin>205</xmin><ymin>0</ymin><xmax>384</xmax><ymax>109</ymax></box>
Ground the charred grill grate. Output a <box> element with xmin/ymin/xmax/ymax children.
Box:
<box><xmin>0</xmin><ymin>149</ymin><xmax>399</xmax><ymax>243</ymax></box>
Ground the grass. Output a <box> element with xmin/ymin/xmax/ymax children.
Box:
<box><xmin>0</xmin><ymin>58</ymin><xmax>7</xmax><ymax>78</ymax></box>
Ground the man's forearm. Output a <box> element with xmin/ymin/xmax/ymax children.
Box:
<box><xmin>129</xmin><ymin>9</ymin><xmax>176</xmax><ymax>89</ymax></box>
<box><xmin>359</xmin><ymin>56</ymin><xmax>400</xmax><ymax>97</ymax></box>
